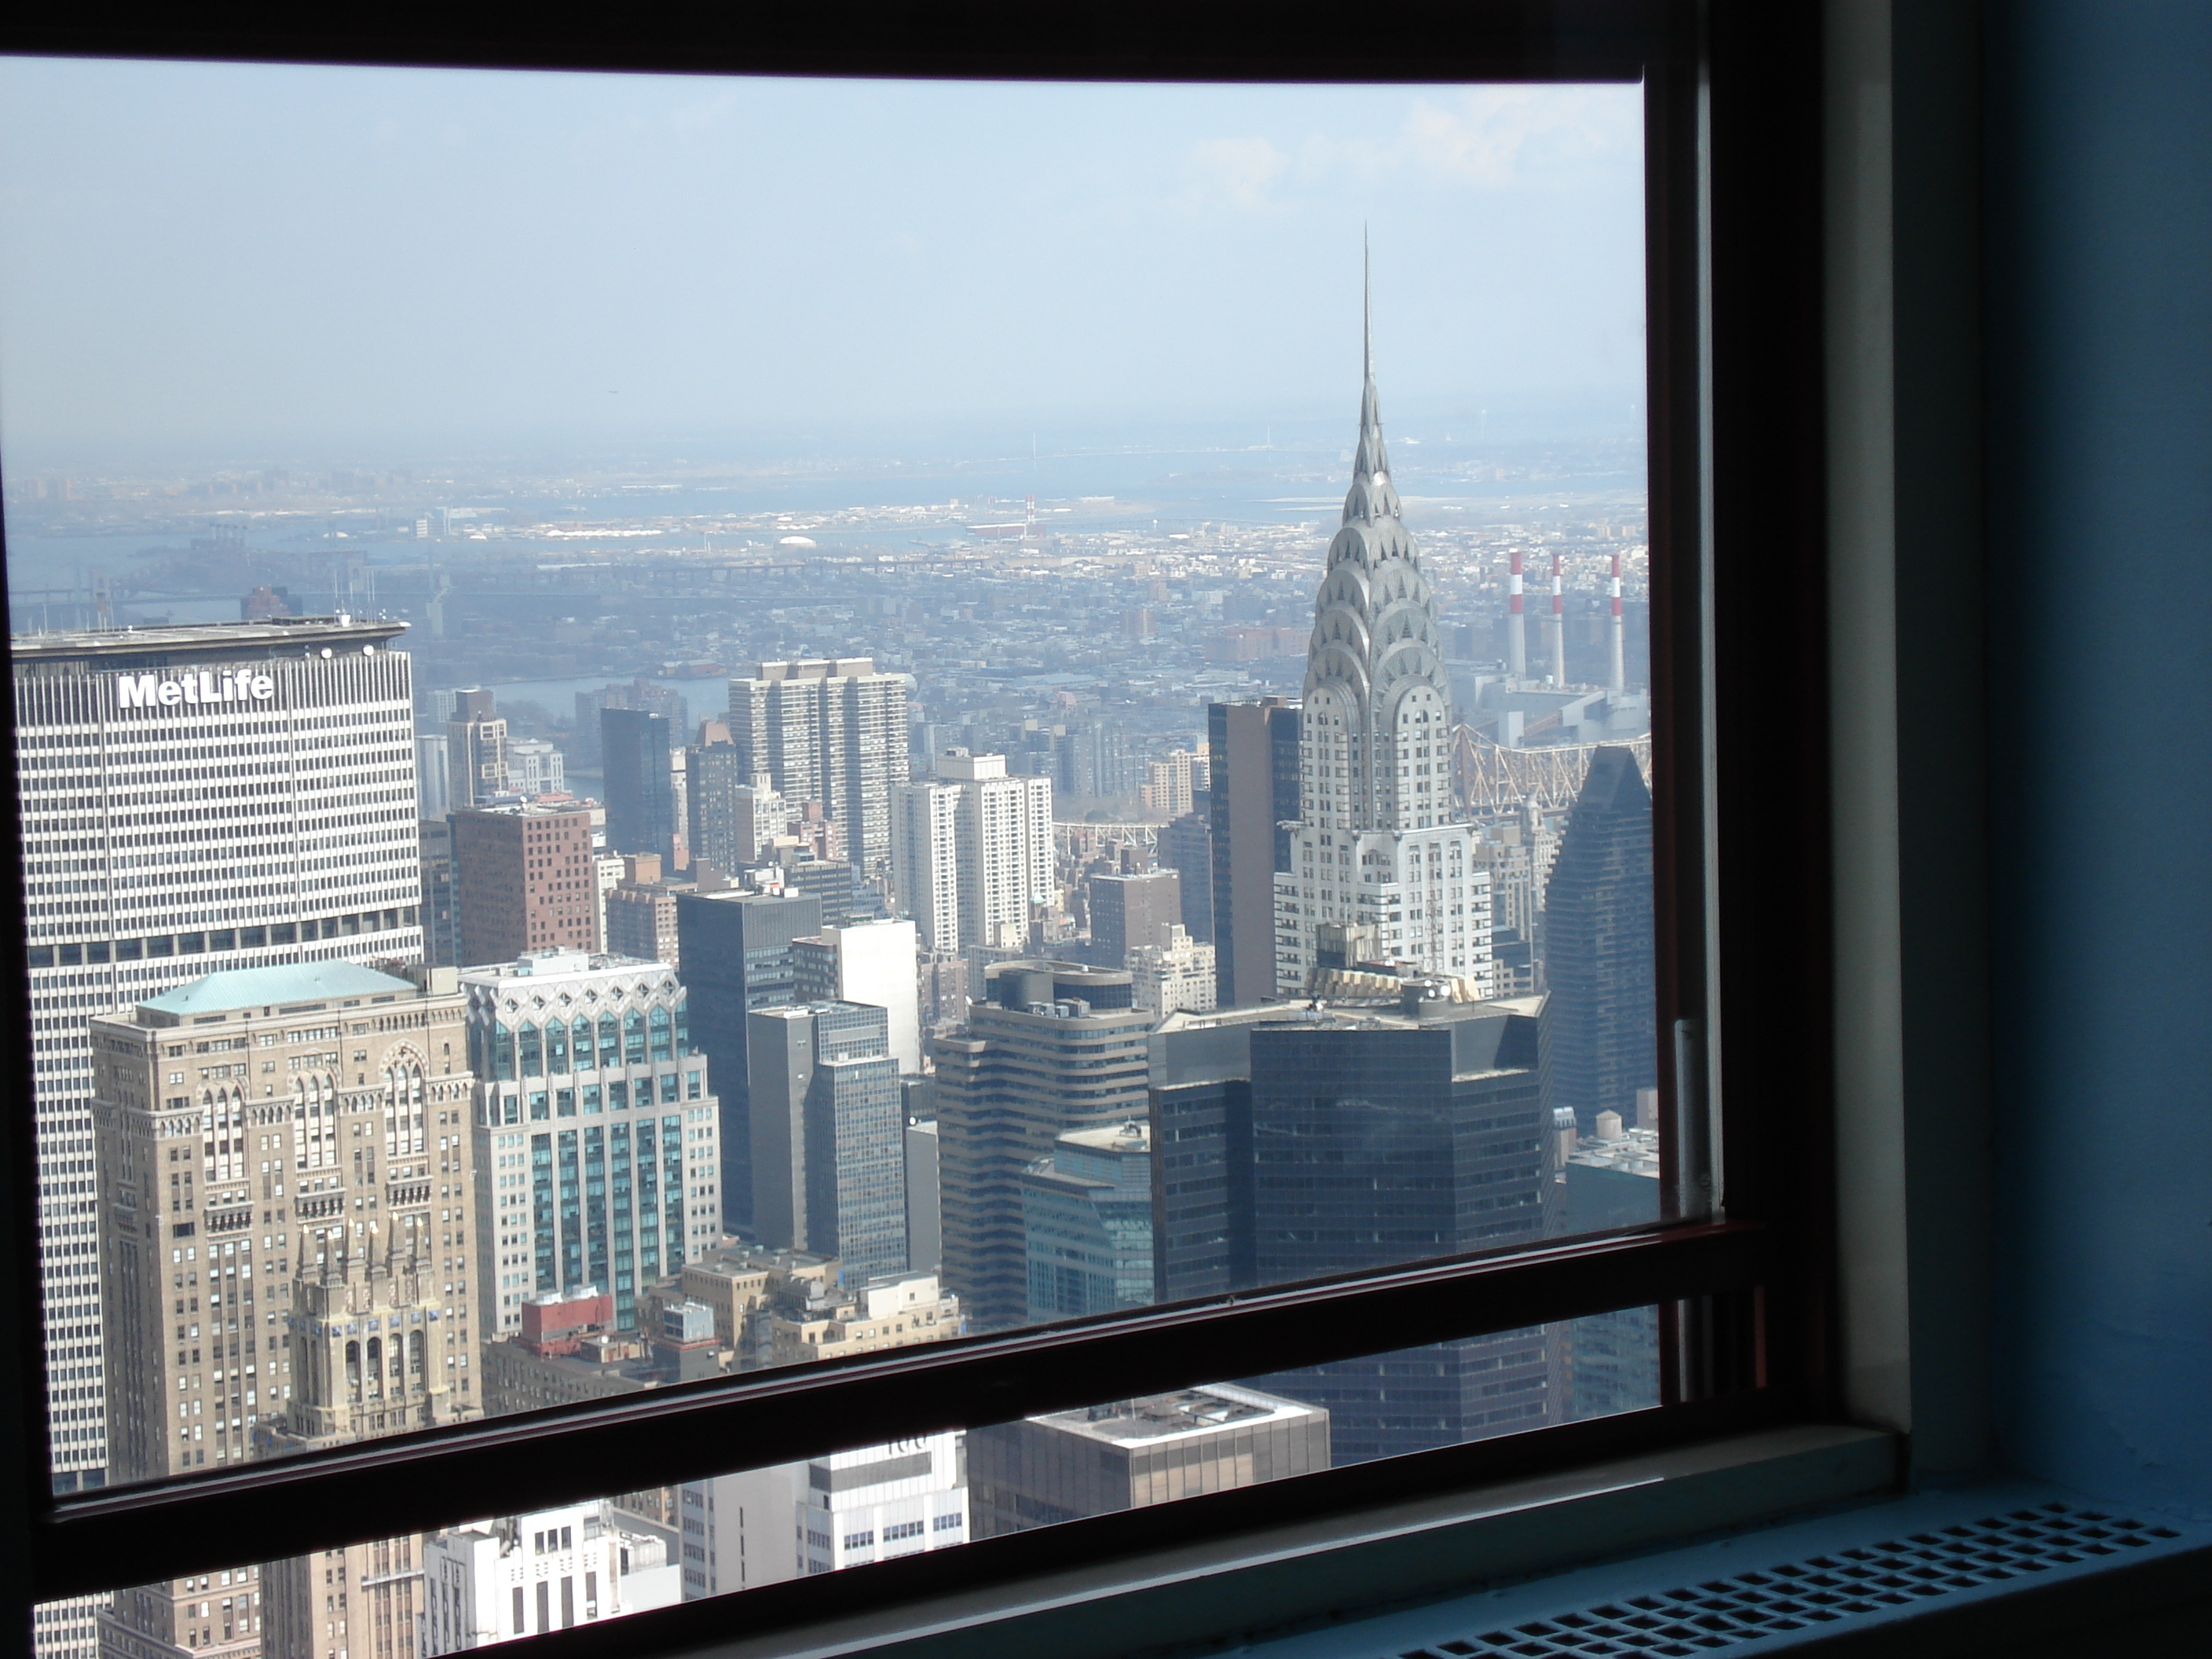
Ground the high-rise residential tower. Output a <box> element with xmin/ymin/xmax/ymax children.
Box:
<box><xmin>889</xmin><ymin>752</ymin><xmax>1053</xmax><ymax>955</ymax></box>
<box><xmin>725</xmin><ymin>658</ymin><xmax>908</xmax><ymax>877</ymax></box>
<box><xmin>445</xmin><ymin>687</ymin><xmax>510</xmax><ymax>811</ymax></box>
<box><xmin>461</xmin><ymin>948</ymin><xmax>721</xmax><ymax>1336</ymax></box>
<box><xmin>14</xmin><ymin>616</ymin><xmax>425</xmax><ymax>1503</ymax></box>
<box><xmin>1538</xmin><ymin>746</ymin><xmax>1657</xmax><ymax>1132</ymax></box>
<box><xmin>1270</xmin><ymin>281</ymin><xmax>1493</xmax><ymax>998</ymax></box>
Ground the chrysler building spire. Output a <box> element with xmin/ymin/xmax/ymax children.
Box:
<box><xmin>1274</xmin><ymin>254</ymin><xmax>1492</xmax><ymax>1000</ymax></box>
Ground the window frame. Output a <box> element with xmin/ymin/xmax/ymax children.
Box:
<box><xmin>0</xmin><ymin>0</ymin><xmax>1838</xmax><ymax>1632</ymax></box>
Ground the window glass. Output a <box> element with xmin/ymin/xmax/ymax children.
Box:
<box><xmin>3</xmin><ymin>59</ymin><xmax>1655</xmax><ymax>1528</ymax></box>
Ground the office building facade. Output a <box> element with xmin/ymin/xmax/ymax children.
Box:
<box><xmin>14</xmin><ymin>616</ymin><xmax>425</xmax><ymax>1496</ymax></box>
<box><xmin>1086</xmin><ymin>870</ymin><xmax>1181</xmax><ymax>969</ymax></box>
<box><xmin>445</xmin><ymin>687</ymin><xmax>510</xmax><ymax>811</ymax></box>
<box><xmin>1206</xmin><ymin>698</ymin><xmax>1301</xmax><ymax>1006</ymax></box>
<box><xmin>1247</xmin><ymin>1004</ymin><xmax>1557</xmax><ymax>1463</ymax></box>
<box><xmin>790</xmin><ymin>917</ymin><xmax>921</xmax><ymax>1074</ymax></box>
<box><xmin>746</xmin><ymin>1001</ymin><xmax>906</xmax><ymax>1281</ymax></box>
<box><xmin>1021</xmin><ymin>1121</ymin><xmax>1153</xmax><ymax>1323</ymax></box>
<box><xmin>452</xmin><ymin>804</ymin><xmax>602</xmax><ymax>966</ymax></box>
<box><xmin>1159</xmin><ymin>810</ymin><xmax>1214</xmax><ymax>943</ymax></box>
<box><xmin>967</xmin><ymin>1385</ymin><xmax>1327</xmax><ymax>1539</ymax></box>
<box><xmin>462</xmin><ymin>949</ymin><xmax>721</xmax><ymax>1334</ymax></box>
<box><xmin>672</xmin><ymin>889</ymin><xmax>822</xmax><ymax>1232</ymax></box>
<box><xmin>1539</xmin><ymin>746</ymin><xmax>1657</xmax><ymax>1132</ymax></box>
<box><xmin>932</xmin><ymin>961</ymin><xmax>1152</xmax><ymax>1331</ymax></box>
<box><xmin>601</xmin><ymin>707</ymin><xmax>679</xmax><ymax>867</ymax></box>
<box><xmin>89</xmin><ymin>960</ymin><xmax>476</xmax><ymax>1659</ymax></box>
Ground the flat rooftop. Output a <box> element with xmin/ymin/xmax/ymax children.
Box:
<box><xmin>11</xmin><ymin>615</ymin><xmax>408</xmax><ymax>666</ymax></box>
<box><xmin>1030</xmin><ymin>1383</ymin><xmax>1320</xmax><ymax>1448</ymax></box>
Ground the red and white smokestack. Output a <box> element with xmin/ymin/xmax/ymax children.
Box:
<box><xmin>1507</xmin><ymin>548</ymin><xmax>1527</xmax><ymax>681</ymax></box>
<box><xmin>1607</xmin><ymin>550</ymin><xmax>1626</xmax><ymax>697</ymax></box>
<box><xmin>1547</xmin><ymin>552</ymin><xmax>1566</xmax><ymax>689</ymax></box>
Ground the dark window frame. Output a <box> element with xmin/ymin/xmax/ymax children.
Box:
<box><xmin>0</xmin><ymin>0</ymin><xmax>1834</xmax><ymax>1637</ymax></box>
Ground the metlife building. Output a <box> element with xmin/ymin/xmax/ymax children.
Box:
<box><xmin>12</xmin><ymin>615</ymin><xmax>426</xmax><ymax>1492</ymax></box>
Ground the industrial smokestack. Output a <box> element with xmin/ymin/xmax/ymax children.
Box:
<box><xmin>1547</xmin><ymin>552</ymin><xmax>1566</xmax><ymax>689</ymax></box>
<box><xmin>1607</xmin><ymin>550</ymin><xmax>1625</xmax><ymax>698</ymax></box>
<box><xmin>1507</xmin><ymin>548</ymin><xmax>1527</xmax><ymax>681</ymax></box>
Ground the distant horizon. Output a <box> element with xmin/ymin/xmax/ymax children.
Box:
<box><xmin>0</xmin><ymin>62</ymin><xmax>1644</xmax><ymax>474</ymax></box>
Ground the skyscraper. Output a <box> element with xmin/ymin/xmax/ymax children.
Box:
<box><xmin>685</xmin><ymin>744</ymin><xmax>780</xmax><ymax>876</ymax></box>
<box><xmin>462</xmin><ymin>948</ymin><xmax>721</xmax><ymax>1335</ymax></box>
<box><xmin>13</xmin><ymin>616</ymin><xmax>426</xmax><ymax>1499</ymax></box>
<box><xmin>790</xmin><ymin>917</ymin><xmax>922</xmax><ymax>1073</ymax></box>
<box><xmin>889</xmin><ymin>751</ymin><xmax>1054</xmax><ymax>955</ymax></box>
<box><xmin>725</xmin><ymin>657</ymin><xmax>908</xmax><ymax>877</ymax></box>
<box><xmin>1538</xmin><ymin>746</ymin><xmax>1656</xmax><ymax>1132</ymax></box>
<box><xmin>1087</xmin><ymin>869</ymin><xmax>1181</xmax><ymax>969</ymax></box>
<box><xmin>933</xmin><ymin>961</ymin><xmax>1152</xmax><ymax>1331</ymax></box>
<box><xmin>1247</xmin><ymin>1000</ymin><xmax>1557</xmax><ymax>1463</ymax></box>
<box><xmin>89</xmin><ymin>959</ymin><xmax>477</xmax><ymax>1659</ymax></box>
<box><xmin>445</xmin><ymin>687</ymin><xmax>510</xmax><ymax>811</ymax></box>
<box><xmin>1269</xmin><ymin>280</ymin><xmax>1495</xmax><ymax>998</ymax></box>
<box><xmin>747</xmin><ymin>1001</ymin><xmax>906</xmax><ymax>1280</ymax></box>
<box><xmin>1159</xmin><ymin>810</ymin><xmax>1215</xmax><ymax>943</ymax></box>
<box><xmin>1021</xmin><ymin>1120</ymin><xmax>1153</xmax><ymax>1322</ymax></box>
<box><xmin>672</xmin><ymin>889</ymin><xmax>822</xmax><ymax>1231</ymax></box>
<box><xmin>1206</xmin><ymin>698</ymin><xmax>1301</xmax><ymax>1006</ymax></box>
<box><xmin>600</xmin><ymin>706</ymin><xmax>679</xmax><ymax>866</ymax></box>
<box><xmin>451</xmin><ymin>804</ymin><xmax>602</xmax><ymax>965</ymax></box>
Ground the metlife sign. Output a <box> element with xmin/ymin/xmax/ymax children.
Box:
<box><xmin>114</xmin><ymin>669</ymin><xmax>276</xmax><ymax>710</ymax></box>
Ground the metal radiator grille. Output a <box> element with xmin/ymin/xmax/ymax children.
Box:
<box><xmin>1387</xmin><ymin>1502</ymin><xmax>2181</xmax><ymax>1657</ymax></box>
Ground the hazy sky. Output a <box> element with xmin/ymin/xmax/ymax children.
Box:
<box><xmin>0</xmin><ymin>58</ymin><xmax>1643</xmax><ymax>468</ymax></box>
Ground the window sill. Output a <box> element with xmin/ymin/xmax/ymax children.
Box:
<box><xmin>657</xmin><ymin>1424</ymin><xmax>1896</xmax><ymax>1659</ymax></box>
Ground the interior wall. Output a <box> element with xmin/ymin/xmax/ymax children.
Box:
<box><xmin>1983</xmin><ymin>0</ymin><xmax>2212</xmax><ymax>1518</ymax></box>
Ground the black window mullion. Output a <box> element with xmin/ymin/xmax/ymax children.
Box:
<box><xmin>31</xmin><ymin>1220</ymin><xmax>1769</xmax><ymax>1600</ymax></box>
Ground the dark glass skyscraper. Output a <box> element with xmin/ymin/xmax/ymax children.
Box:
<box><xmin>1539</xmin><ymin>745</ymin><xmax>1656</xmax><ymax>1132</ymax></box>
<box><xmin>673</xmin><ymin>888</ymin><xmax>822</xmax><ymax>1230</ymax></box>
<box><xmin>1247</xmin><ymin>1004</ymin><xmax>1558</xmax><ymax>1464</ymax></box>
<box><xmin>602</xmin><ymin>705</ymin><xmax>679</xmax><ymax>864</ymax></box>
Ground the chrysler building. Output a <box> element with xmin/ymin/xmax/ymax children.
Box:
<box><xmin>1273</xmin><ymin>266</ymin><xmax>1494</xmax><ymax>995</ymax></box>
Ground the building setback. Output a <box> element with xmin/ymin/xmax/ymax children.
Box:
<box><xmin>462</xmin><ymin>949</ymin><xmax>720</xmax><ymax>1334</ymax></box>
<box><xmin>1539</xmin><ymin>745</ymin><xmax>1657</xmax><ymax>1132</ymax></box>
<box><xmin>967</xmin><ymin>1384</ymin><xmax>1328</xmax><ymax>1538</ymax></box>
<box><xmin>673</xmin><ymin>889</ymin><xmax>822</xmax><ymax>1232</ymax></box>
<box><xmin>932</xmin><ymin>961</ymin><xmax>1152</xmax><ymax>1331</ymax></box>
<box><xmin>15</xmin><ymin>616</ymin><xmax>426</xmax><ymax>1500</ymax></box>
<box><xmin>452</xmin><ymin>804</ymin><xmax>602</xmax><ymax>966</ymax></box>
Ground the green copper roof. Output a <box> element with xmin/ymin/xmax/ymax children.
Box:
<box><xmin>142</xmin><ymin>961</ymin><xmax>418</xmax><ymax>1015</ymax></box>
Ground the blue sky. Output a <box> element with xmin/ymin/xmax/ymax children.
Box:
<box><xmin>0</xmin><ymin>60</ymin><xmax>1644</xmax><ymax>467</ymax></box>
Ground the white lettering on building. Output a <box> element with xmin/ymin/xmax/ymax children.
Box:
<box><xmin>115</xmin><ymin>672</ymin><xmax>276</xmax><ymax>711</ymax></box>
